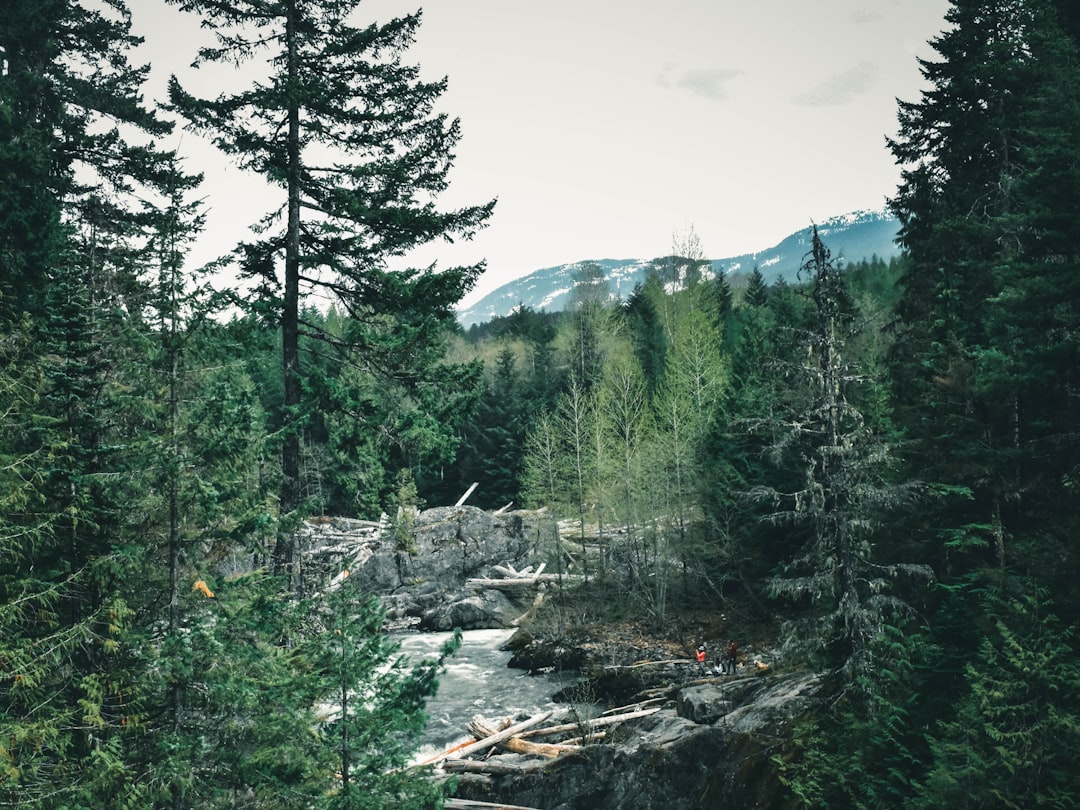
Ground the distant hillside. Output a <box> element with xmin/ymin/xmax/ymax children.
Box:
<box><xmin>457</xmin><ymin>209</ymin><xmax>901</xmax><ymax>327</ymax></box>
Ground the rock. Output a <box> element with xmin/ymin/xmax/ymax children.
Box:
<box><xmin>449</xmin><ymin>670</ymin><xmax>823</xmax><ymax>810</ymax></box>
<box><xmin>719</xmin><ymin>671</ymin><xmax>821</xmax><ymax>734</ymax></box>
<box><xmin>503</xmin><ymin>630</ymin><xmax>589</xmax><ymax>673</ymax></box>
<box><xmin>419</xmin><ymin>590</ymin><xmax>519</xmax><ymax>631</ymax></box>
<box><xmin>297</xmin><ymin>506</ymin><xmax>557</xmax><ymax>631</ymax></box>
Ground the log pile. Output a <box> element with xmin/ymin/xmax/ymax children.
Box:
<box><xmin>418</xmin><ymin>705</ymin><xmax>663</xmax><ymax>775</ymax></box>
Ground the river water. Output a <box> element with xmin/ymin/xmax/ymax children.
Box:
<box><xmin>395</xmin><ymin>628</ymin><xmax>577</xmax><ymax>760</ymax></box>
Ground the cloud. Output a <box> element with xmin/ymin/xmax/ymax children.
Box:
<box><xmin>792</xmin><ymin>61</ymin><xmax>879</xmax><ymax>106</ymax></box>
<box><xmin>657</xmin><ymin>65</ymin><xmax>743</xmax><ymax>101</ymax></box>
<box><xmin>851</xmin><ymin>8</ymin><xmax>883</xmax><ymax>24</ymax></box>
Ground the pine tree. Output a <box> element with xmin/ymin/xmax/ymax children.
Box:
<box><xmin>622</xmin><ymin>278</ymin><xmax>667</xmax><ymax>397</ymax></box>
<box><xmin>888</xmin><ymin>0</ymin><xmax>1080</xmax><ymax>584</ymax></box>
<box><xmin>565</xmin><ymin>261</ymin><xmax>611</xmax><ymax>392</ymax></box>
<box><xmin>302</xmin><ymin>583</ymin><xmax>458</xmax><ymax>809</ymax></box>
<box><xmin>742</xmin><ymin>266</ymin><xmax>770</xmax><ymax>308</ymax></box>
<box><xmin>761</xmin><ymin>229</ymin><xmax>932</xmax><ymax>678</ymax></box>
<box><xmin>167</xmin><ymin>0</ymin><xmax>494</xmax><ymax>575</ymax></box>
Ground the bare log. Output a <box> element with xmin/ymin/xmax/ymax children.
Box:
<box><xmin>466</xmin><ymin>573</ymin><xmax>582</xmax><ymax>590</ymax></box>
<box><xmin>412</xmin><ymin>736</ymin><xmax>478</xmax><ymax>767</ymax></box>
<box><xmin>442</xmin><ymin>759</ymin><xmax>547</xmax><ymax>776</ymax></box>
<box><xmin>603</xmin><ymin>658</ymin><xmax>692</xmax><ymax>670</ymax></box>
<box><xmin>445</xmin><ymin>712</ymin><xmax>552</xmax><ymax>762</ymax></box>
<box><xmin>445</xmin><ymin>799</ymin><xmax>545</xmax><ymax>810</ymax></box>
<box><xmin>455</xmin><ymin>482</ymin><xmax>479</xmax><ymax>507</ymax></box>
<box><xmin>517</xmin><ymin>706</ymin><xmax>661</xmax><ymax>739</ymax></box>
<box><xmin>468</xmin><ymin>717</ymin><xmax>576</xmax><ymax>759</ymax></box>
<box><xmin>563</xmin><ymin>730</ymin><xmax>606</xmax><ymax>745</ymax></box>
<box><xmin>600</xmin><ymin>697</ymin><xmax>667</xmax><ymax>716</ymax></box>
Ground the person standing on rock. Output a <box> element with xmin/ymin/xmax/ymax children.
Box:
<box><xmin>696</xmin><ymin>644</ymin><xmax>707</xmax><ymax>674</ymax></box>
<box><xmin>724</xmin><ymin>639</ymin><xmax>738</xmax><ymax>674</ymax></box>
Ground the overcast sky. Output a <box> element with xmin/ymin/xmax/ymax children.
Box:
<box><xmin>132</xmin><ymin>1</ymin><xmax>951</xmax><ymax>306</ymax></box>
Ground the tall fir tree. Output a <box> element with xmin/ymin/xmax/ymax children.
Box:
<box><xmin>761</xmin><ymin>229</ymin><xmax>931</xmax><ymax>679</ymax></box>
<box><xmin>166</xmin><ymin>0</ymin><xmax>494</xmax><ymax>574</ymax></box>
<box><xmin>888</xmin><ymin>0</ymin><xmax>1080</xmax><ymax>589</ymax></box>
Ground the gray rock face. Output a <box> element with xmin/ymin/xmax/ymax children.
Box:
<box><xmin>452</xmin><ymin>670</ymin><xmax>823</xmax><ymax>810</ymax></box>
<box><xmin>419</xmin><ymin>590</ymin><xmax>519</xmax><ymax>631</ymax></box>
<box><xmin>301</xmin><ymin>506</ymin><xmax>553</xmax><ymax>630</ymax></box>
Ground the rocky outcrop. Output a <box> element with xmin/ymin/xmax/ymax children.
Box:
<box><xmin>300</xmin><ymin>506</ymin><xmax>555</xmax><ymax>630</ymax></box>
<box><xmin>449</xmin><ymin>669</ymin><xmax>822</xmax><ymax>810</ymax></box>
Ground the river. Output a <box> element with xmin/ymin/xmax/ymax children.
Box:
<box><xmin>395</xmin><ymin>628</ymin><xmax>578</xmax><ymax>760</ymax></box>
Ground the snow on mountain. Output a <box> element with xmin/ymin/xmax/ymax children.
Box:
<box><xmin>457</xmin><ymin>210</ymin><xmax>900</xmax><ymax>328</ymax></box>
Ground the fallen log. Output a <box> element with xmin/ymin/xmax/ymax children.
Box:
<box><xmin>468</xmin><ymin>717</ymin><xmax>577</xmax><ymax>759</ymax></box>
<box><xmin>600</xmin><ymin>696</ymin><xmax>668</xmax><ymax>716</ymax></box>
<box><xmin>517</xmin><ymin>706</ymin><xmax>662</xmax><ymax>739</ymax></box>
<box><xmin>563</xmin><ymin>730</ymin><xmax>606</xmax><ymax>745</ymax></box>
<box><xmin>466</xmin><ymin>573</ymin><xmax>582</xmax><ymax>589</ymax></box>
<box><xmin>442</xmin><ymin>759</ymin><xmax>547</xmax><ymax>776</ymax></box>
<box><xmin>412</xmin><ymin>736</ymin><xmax>478</xmax><ymax>767</ymax></box>
<box><xmin>442</xmin><ymin>712</ymin><xmax>552</xmax><ymax>762</ymax></box>
<box><xmin>445</xmin><ymin>799</ymin><xmax>545</xmax><ymax>810</ymax></box>
<box><xmin>603</xmin><ymin>658</ymin><xmax>692</xmax><ymax>670</ymax></box>
<box><xmin>509</xmin><ymin>590</ymin><xmax>546</xmax><ymax>627</ymax></box>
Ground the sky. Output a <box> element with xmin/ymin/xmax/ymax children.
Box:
<box><xmin>131</xmin><ymin>1</ymin><xmax>951</xmax><ymax>307</ymax></box>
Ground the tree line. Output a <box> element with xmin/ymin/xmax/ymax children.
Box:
<box><xmin>453</xmin><ymin>1</ymin><xmax>1080</xmax><ymax>804</ymax></box>
<box><xmin>2</xmin><ymin>0</ymin><xmax>1080</xmax><ymax>808</ymax></box>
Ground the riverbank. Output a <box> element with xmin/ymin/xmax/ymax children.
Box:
<box><xmin>426</xmin><ymin>599</ymin><xmax>814</xmax><ymax>810</ymax></box>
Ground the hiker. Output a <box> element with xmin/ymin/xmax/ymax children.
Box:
<box><xmin>724</xmin><ymin>639</ymin><xmax>738</xmax><ymax>674</ymax></box>
<box><xmin>696</xmin><ymin>644</ymin><xmax>707</xmax><ymax>674</ymax></box>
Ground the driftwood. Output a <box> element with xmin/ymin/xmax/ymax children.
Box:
<box><xmin>563</xmin><ymin>730</ymin><xmax>606</xmax><ymax>745</ymax></box>
<box><xmin>603</xmin><ymin>658</ymin><xmax>692</xmax><ymax>670</ymax></box>
<box><xmin>601</xmin><ymin>697</ymin><xmax>668</xmax><ymax>716</ymax></box>
<box><xmin>455</xmin><ymin>482</ymin><xmax>479</xmax><ymax>507</ymax></box>
<box><xmin>442</xmin><ymin>758</ymin><xmax>548</xmax><ymax>775</ymax></box>
<box><xmin>510</xmin><ymin>590</ymin><xmax>545</xmax><ymax>627</ymax></box>
<box><xmin>468</xmin><ymin>717</ymin><xmax>577</xmax><ymax>758</ymax></box>
<box><xmin>517</xmin><ymin>706</ymin><xmax>661</xmax><ymax>739</ymax></box>
<box><xmin>445</xmin><ymin>799</ymin><xmax>545</xmax><ymax>810</ymax></box>
<box><xmin>466</xmin><ymin>573</ymin><xmax>581</xmax><ymax>590</ymax></box>
<box><xmin>412</xmin><ymin>737</ymin><xmax>478</xmax><ymax>767</ymax></box>
<box><xmin>420</xmin><ymin>705</ymin><xmax>661</xmax><ymax>778</ymax></box>
<box><xmin>447</xmin><ymin>712</ymin><xmax>552</xmax><ymax>761</ymax></box>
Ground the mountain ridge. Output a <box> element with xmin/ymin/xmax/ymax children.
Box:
<box><xmin>457</xmin><ymin>209</ymin><xmax>901</xmax><ymax>327</ymax></box>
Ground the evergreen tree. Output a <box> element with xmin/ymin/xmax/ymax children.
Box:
<box><xmin>565</xmin><ymin>261</ymin><xmax>611</xmax><ymax>391</ymax></box>
<box><xmin>303</xmin><ymin>584</ymin><xmax>458</xmax><ymax>809</ymax></box>
<box><xmin>918</xmin><ymin>587</ymin><xmax>1080</xmax><ymax>809</ymax></box>
<box><xmin>622</xmin><ymin>278</ymin><xmax>667</xmax><ymax>397</ymax></box>
<box><xmin>0</xmin><ymin>4</ymin><xmax>184</xmax><ymax>802</ymax></box>
<box><xmin>451</xmin><ymin>347</ymin><xmax>527</xmax><ymax>509</ymax></box>
<box><xmin>888</xmin><ymin>0</ymin><xmax>1080</xmax><ymax>586</ymax></box>
<box><xmin>761</xmin><ymin>230</ymin><xmax>931</xmax><ymax>678</ymax></box>
<box><xmin>167</xmin><ymin>0</ymin><xmax>494</xmax><ymax>574</ymax></box>
<box><xmin>742</xmin><ymin>266</ymin><xmax>770</xmax><ymax>308</ymax></box>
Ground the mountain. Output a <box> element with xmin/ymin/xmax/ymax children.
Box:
<box><xmin>457</xmin><ymin>209</ymin><xmax>901</xmax><ymax>327</ymax></box>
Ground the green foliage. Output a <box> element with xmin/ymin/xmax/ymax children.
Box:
<box><xmin>917</xmin><ymin>587</ymin><xmax>1080</xmax><ymax>809</ymax></box>
<box><xmin>388</xmin><ymin>469</ymin><xmax>423</xmax><ymax>554</ymax></box>
<box><xmin>303</xmin><ymin>586</ymin><xmax>458</xmax><ymax>809</ymax></box>
<box><xmin>166</xmin><ymin>0</ymin><xmax>494</xmax><ymax>570</ymax></box>
<box><xmin>777</xmin><ymin>620</ymin><xmax>935</xmax><ymax>809</ymax></box>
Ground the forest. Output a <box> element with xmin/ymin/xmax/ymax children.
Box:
<box><xmin>2</xmin><ymin>0</ymin><xmax>1079</xmax><ymax>808</ymax></box>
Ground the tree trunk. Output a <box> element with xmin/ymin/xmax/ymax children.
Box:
<box><xmin>276</xmin><ymin>0</ymin><xmax>303</xmax><ymax>587</ymax></box>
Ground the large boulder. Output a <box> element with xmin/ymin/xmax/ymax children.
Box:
<box><xmin>419</xmin><ymin>590</ymin><xmax>520</xmax><ymax>631</ymax></box>
<box><xmin>299</xmin><ymin>506</ymin><xmax>555</xmax><ymax>630</ymax></box>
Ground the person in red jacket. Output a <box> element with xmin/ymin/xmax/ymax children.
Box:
<box><xmin>695</xmin><ymin>644</ymin><xmax>707</xmax><ymax>674</ymax></box>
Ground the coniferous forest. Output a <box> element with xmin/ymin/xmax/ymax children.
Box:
<box><xmin>2</xmin><ymin>1</ymin><xmax>1080</xmax><ymax>808</ymax></box>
